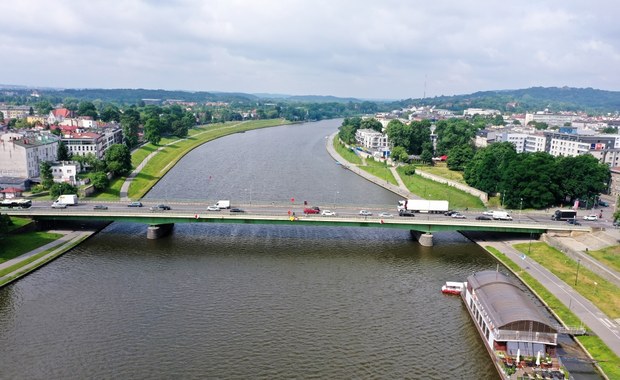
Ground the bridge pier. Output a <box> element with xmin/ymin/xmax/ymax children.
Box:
<box><xmin>147</xmin><ymin>223</ymin><xmax>174</xmax><ymax>239</ymax></box>
<box><xmin>410</xmin><ymin>231</ymin><xmax>433</xmax><ymax>247</ymax></box>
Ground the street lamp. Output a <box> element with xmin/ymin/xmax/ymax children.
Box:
<box><xmin>574</xmin><ymin>259</ymin><xmax>581</xmax><ymax>286</ymax></box>
<box><xmin>520</xmin><ymin>198</ymin><xmax>523</xmax><ymax>222</ymax></box>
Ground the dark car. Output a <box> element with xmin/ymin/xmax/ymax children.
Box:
<box><xmin>475</xmin><ymin>215</ymin><xmax>492</xmax><ymax>220</ymax></box>
<box><xmin>444</xmin><ymin>210</ymin><xmax>456</xmax><ymax>216</ymax></box>
<box><xmin>567</xmin><ymin>218</ymin><xmax>581</xmax><ymax>226</ymax></box>
<box><xmin>93</xmin><ymin>205</ymin><xmax>108</xmax><ymax>210</ymax></box>
<box><xmin>128</xmin><ymin>201</ymin><xmax>143</xmax><ymax>207</ymax></box>
<box><xmin>230</xmin><ymin>208</ymin><xmax>245</xmax><ymax>213</ymax></box>
<box><xmin>399</xmin><ymin>210</ymin><xmax>415</xmax><ymax>217</ymax></box>
<box><xmin>304</xmin><ymin>207</ymin><xmax>320</xmax><ymax>214</ymax></box>
<box><xmin>150</xmin><ymin>204</ymin><xmax>171</xmax><ymax>211</ymax></box>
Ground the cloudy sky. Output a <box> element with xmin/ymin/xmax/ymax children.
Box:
<box><xmin>1</xmin><ymin>0</ymin><xmax>619</xmax><ymax>99</ymax></box>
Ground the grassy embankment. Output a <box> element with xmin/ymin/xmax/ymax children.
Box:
<box><xmin>332</xmin><ymin>138</ymin><xmax>397</xmax><ymax>185</ymax></box>
<box><xmin>128</xmin><ymin>119</ymin><xmax>291</xmax><ymax>200</ymax></box>
<box><xmin>486</xmin><ymin>244</ymin><xmax>619</xmax><ymax>379</ymax></box>
<box><xmin>587</xmin><ymin>245</ymin><xmax>620</xmax><ymax>273</ymax></box>
<box><xmin>0</xmin><ymin>231</ymin><xmax>63</xmax><ymax>264</ymax></box>
<box><xmin>0</xmin><ymin>233</ymin><xmax>89</xmax><ymax>287</ymax></box>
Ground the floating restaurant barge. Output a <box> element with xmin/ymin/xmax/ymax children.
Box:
<box><xmin>461</xmin><ymin>271</ymin><xmax>568</xmax><ymax>379</ymax></box>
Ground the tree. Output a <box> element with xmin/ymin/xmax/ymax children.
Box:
<box><xmin>464</xmin><ymin>142</ymin><xmax>517</xmax><ymax>195</ymax></box>
<box><xmin>390</xmin><ymin>146</ymin><xmax>408</xmax><ymax>162</ymax></box>
<box><xmin>409</xmin><ymin>120</ymin><xmax>432</xmax><ymax>155</ymax></box>
<box><xmin>91</xmin><ymin>172</ymin><xmax>109</xmax><ymax>191</ymax></box>
<box><xmin>57</xmin><ymin>141</ymin><xmax>71</xmax><ymax>161</ymax></box>
<box><xmin>73</xmin><ymin>153</ymin><xmax>106</xmax><ymax>172</ymax></box>
<box><xmin>34</xmin><ymin>100</ymin><xmax>53</xmax><ymax>116</ymax></box>
<box><xmin>338</xmin><ymin>117</ymin><xmax>362</xmax><ymax>144</ymax></box>
<box><xmin>556</xmin><ymin>155</ymin><xmax>610</xmax><ymax>206</ymax></box>
<box><xmin>385</xmin><ymin>120</ymin><xmax>411</xmax><ymax>151</ymax></box>
<box><xmin>100</xmin><ymin>104</ymin><xmax>121</xmax><ymax>122</ymax></box>
<box><xmin>39</xmin><ymin>161</ymin><xmax>54</xmax><ymax>189</ymax></box>
<box><xmin>447</xmin><ymin>144</ymin><xmax>474</xmax><ymax>171</ymax></box>
<box><xmin>120</xmin><ymin>107</ymin><xmax>140</xmax><ymax>148</ymax></box>
<box><xmin>501</xmin><ymin>152</ymin><xmax>559</xmax><ymax>209</ymax></box>
<box><xmin>0</xmin><ymin>214</ymin><xmax>13</xmax><ymax>234</ymax></box>
<box><xmin>434</xmin><ymin>118</ymin><xmax>479</xmax><ymax>155</ymax></box>
<box><xmin>50</xmin><ymin>182</ymin><xmax>77</xmax><ymax>198</ymax></box>
<box><xmin>144</xmin><ymin>118</ymin><xmax>161</xmax><ymax>145</ymax></box>
<box><xmin>77</xmin><ymin>101</ymin><xmax>98</xmax><ymax>119</ymax></box>
<box><xmin>360</xmin><ymin>118</ymin><xmax>383</xmax><ymax>132</ymax></box>
<box><xmin>104</xmin><ymin>144</ymin><xmax>132</xmax><ymax>176</ymax></box>
<box><xmin>420</xmin><ymin>148</ymin><xmax>433</xmax><ymax>165</ymax></box>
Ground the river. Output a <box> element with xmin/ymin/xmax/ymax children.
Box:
<box><xmin>0</xmin><ymin>119</ymin><xmax>535</xmax><ymax>379</ymax></box>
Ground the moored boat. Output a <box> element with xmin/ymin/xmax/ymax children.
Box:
<box><xmin>441</xmin><ymin>281</ymin><xmax>464</xmax><ymax>295</ymax></box>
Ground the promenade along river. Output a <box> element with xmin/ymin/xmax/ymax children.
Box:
<box><xmin>1</xmin><ymin>119</ymin><xmax>516</xmax><ymax>379</ymax></box>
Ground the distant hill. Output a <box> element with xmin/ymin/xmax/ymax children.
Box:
<box><xmin>398</xmin><ymin>87</ymin><xmax>620</xmax><ymax>114</ymax></box>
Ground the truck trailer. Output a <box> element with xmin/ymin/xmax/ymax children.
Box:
<box><xmin>397</xmin><ymin>199</ymin><xmax>449</xmax><ymax>214</ymax></box>
<box><xmin>551</xmin><ymin>209</ymin><xmax>577</xmax><ymax>221</ymax></box>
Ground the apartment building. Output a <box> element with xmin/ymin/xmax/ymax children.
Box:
<box><xmin>355</xmin><ymin>129</ymin><xmax>389</xmax><ymax>151</ymax></box>
<box><xmin>0</xmin><ymin>132</ymin><xmax>59</xmax><ymax>178</ymax></box>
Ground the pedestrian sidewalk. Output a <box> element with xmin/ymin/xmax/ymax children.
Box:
<box><xmin>0</xmin><ymin>230</ymin><xmax>95</xmax><ymax>285</ymax></box>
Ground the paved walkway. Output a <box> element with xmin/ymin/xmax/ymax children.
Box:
<box><xmin>0</xmin><ymin>230</ymin><xmax>95</xmax><ymax>285</ymax></box>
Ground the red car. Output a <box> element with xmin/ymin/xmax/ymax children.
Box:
<box><xmin>304</xmin><ymin>207</ymin><xmax>320</xmax><ymax>214</ymax></box>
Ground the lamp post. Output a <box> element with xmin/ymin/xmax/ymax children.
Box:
<box><xmin>574</xmin><ymin>259</ymin><xmax>581</xmax><ymax>286</ymax></box>
<box><xmin>520</xmin><ymin>198</ymin><xmax>523</xmax><ymax>222</ymax></box>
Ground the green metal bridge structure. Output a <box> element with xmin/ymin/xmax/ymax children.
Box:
<box><xmin>4</xmin><ymin>208</ymin><xmax>591</xmax><ymax>246</ymax></box>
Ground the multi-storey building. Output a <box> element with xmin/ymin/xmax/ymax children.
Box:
<box><xmin>355</xmin><ymin>129</ymin><xmax>389</xmax><ymax>151</ymax></box>
<box><xmin>0</xmin><ymin>132</ymin><xmax>59</xmax><ymax>178</ymax></box>
<box><xmin>61</xmin><ymin>125</ymin><xmax>123</xmax><ymax>159</ymax></box>
<box><xmin>0</xmin><ymin>105</ymin><xmax>30</xmax><ymax>120</ymax></box>
<box><xmin>525</xmin><ymin>112</ymin><xmax>579</xmax><ymax>127</ymax></box>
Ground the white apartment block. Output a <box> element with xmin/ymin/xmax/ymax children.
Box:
<box><xmin>525</xmin><ymin>112</ymin><xmax>578</xmax><ymax>127</ymax></box>
<box><xmin>0</xmin><ymin>132</ymin><xmax>59</xmax><ymax>178</ymax></box>
<box><xmin>524</xmin><ymin>134</ymin><xmax>546</xmax><ymax>153</ymax></box>
<box><xmin>463</xmin><ymin>108</ymin><xmax>500</xmax><ymax>117</ymax></box>
<box><xmin>496</xmin><ymin>132</ymin><xmax>528</xmax><ymax>153</ymax></box>
<box><xmin>355</xmin><ymin>129</ymin><xmax>389</xmax><ymax>151</ymax></box>
<box><xmin>61</xmin><ymin>126</ymin><xmax>123</xmax><ymax>159</ymax></box>
<box><xmin>0</xmin><ymin>105</ymin><xmax>30</xmax><ymax>120</ymax></box>
<box><xmin>549</xmin><ymin>138</ymin><xmax>591</xmax><ymax>157</ymax></box>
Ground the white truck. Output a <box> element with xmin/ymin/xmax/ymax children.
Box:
<box><xmin>215</xmin><ymin>200</ymin><xmax>230</xmax><ymax>209</ymax></box>
<box><xmin>492</xmin><ymin>211</ymin><xmax>513</xmax><ymax>220</ymax></box>
<box><xmin>397</xmin><ymin>199</ymin><xmax>449</xmax><ymax>214</ymax></box>
<box><xmin>54</xmin><ymin>194</ymin><xmax>79</xmax><ymax>206</ymax></box>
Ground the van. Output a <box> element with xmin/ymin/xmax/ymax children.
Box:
<box><xmin>492</xmin><ymin>211</ymin><xmax>513</xmax><ymax>220</ymax></box>
<box><xmin>215</xmin><ymin>200</ymin><xmax>230</xmax><ymax>209</ymax></box>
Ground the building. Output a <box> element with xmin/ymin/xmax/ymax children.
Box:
<box><xmin>355</xmin><ymin>129</ymin><xmax>389</xmax><ymax>151</ymax></box>
<box><xmin>0</xmin><ymin>105</ymin><xmax>30</xmax><ymax>120</ymax></box>
<box><xmin>525</xmin><ymin>112</ymin><xmax>578</xmax><ymax>127</ymax></box>
<box><xmin>463</xmin><ymin>108</ymin><xmax>500</xmax><ymax>117</ymax></box>
<box><xmin>48</xmin><ymin>108</ymin><xmax>74</xmax><ymax>124</ymax></box>
<box><xmin>0</xmin><ymin>132</ymin><xmax>59</xmax><ymax>178</ymax></box>
<box><xmin>51</xmin><ymin>161</ymin><xmax>79</xmax><ymax>185</ymax></box>
<box><xmin>60</xmin><ymin>125</ymin><xmax>123</xmax><ymax>159</ymax></box>
<box><xmin>496</xmin><ymin>132</ymin><xmax>529</xmax><ymax>153</ymax></box>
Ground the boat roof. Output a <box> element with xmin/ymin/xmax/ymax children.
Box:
<box><xmin>466</xmin><ymin>271</ymin><xmax>557</xmax><ymax>333</ymax></box>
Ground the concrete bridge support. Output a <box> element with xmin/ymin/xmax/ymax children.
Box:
<box><xmin>147</xmin><ymin>223</ymin><xmax>174</xmax><ymax>239</ymax></box>
<box><xmin>410</xmin><ymin>231</ymin><xmax>433</xmax><ymax>247</ymax></box>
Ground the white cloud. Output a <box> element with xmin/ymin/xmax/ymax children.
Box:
<box><xmin>1</xmin><ymin>0</ymin><xmax>619</xmax><ymax>99</ymax></box>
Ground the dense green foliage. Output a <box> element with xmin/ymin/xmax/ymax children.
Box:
<box><xmin>49</xmin><ymin>182</ymin><xmax>78</xmax><ymax>198</ymax></box>
<box><xmin>56</xmin><ymin>141</ymin><xmax>71</xmax><ymax>161</ymax></box>
<box><xmin>104</xmin><ymin>144</ymin><xmax>132</xmax><ymax>176</ymax></box>
<box><xmin>464</xmin><ymin>143</ymin><xmax>610</xmax><ymax>209</ymax></box>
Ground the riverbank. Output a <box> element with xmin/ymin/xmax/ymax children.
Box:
<box><xmin>326</xmin><ymin>131</ymin><xmax>619</xmax><ymax>379</ymax></box>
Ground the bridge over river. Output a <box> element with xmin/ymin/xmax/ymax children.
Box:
<box><xmin>4</xmin><ymin>200</ymin><xmax>591</xmax><ymax>246</ymax></box>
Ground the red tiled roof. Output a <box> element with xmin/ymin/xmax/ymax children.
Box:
<box><xmin>52</xmin><ymin>108</ymin><xmax>72</xmax><ymax>118</ymax></box>
<box><xmin>0</xmin><ymin>187</ymin><xmax>22</xmax><ymax>193</ymax></box>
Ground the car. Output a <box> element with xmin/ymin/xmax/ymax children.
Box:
<box><xmin>399</xmin><ymin>210</ymin><xmax>415</xmax><ymax>217</ymax></box>
<box><xmin>613</xmin><ymin>220</ymin><xmax>620</xmax><ymax>227</ymax></box>
<box><xmin>451</xmin><ymin>213</ymin><xmax>466</xmax><ymax>219</ymax></box>
<box><xmin>128</xmin><ymin>201</ymin><xmax>143</xmax><ymax>207</ymax></box>
<box><xmin>583</xmin><ymin>214</ymin><xmax>598</xmax><ymax>221</ymax></box>
<box><xmin>321</xmin><ymin>210</ymin><xmax>336</xmax><ymax>216</ymax></box>
<box><xmin>150</xmin><ymin>204</ymin><xmax>171</xmax><ymax>211</ymax></box>
<box><xmin>378</xmin><ymin>212</ymin><xmax>393</xmax><ymax>218</ymax></box>
<box><xmin>359</xmin><ymin>210</ymin><xmax>372</xmax><ymax>217</ymax></box>
<box><xmin>567</xmin><ymin>218</ymin><xmax>581</xmax><ymax>225</ymax></box>
<box><xmin>304</xmin><ymin>207</ymin><xmax>320</xmax><ymax>214</ymax></box>
<box><xmin>51</xmin><ymin>202</ymin><xmax>67</xmax><ymax>209</ymax></box>
<box><xmin>230</xmin><ymin>208</ymin><xmax>245</xmax><ymax>213</ymax></box>
<box><xmin>475</xmin><ymin>215</ymin><xmax>492</xmax><ymax>220</ymax></box>
<box><xmin>207</xmin><ymin>205</ymin><xmax>220</xmax><ymax>211</ymax></box>
<box><xmin>598</xmin><ymin>200</ymin><xmax>609</xmax><ymax>207</ymax></box>
<box><xmin>444</xmin><ymin>210</ymin><xmax>456</xmax><ymax>216</ymax></box>
<box><xmin>93</xmin><ymin>205</ymin><xmax>108</xmax><ymax>210</ymax></box>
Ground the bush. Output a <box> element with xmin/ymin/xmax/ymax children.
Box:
<box><xmin>402</xmin><ymin>164</ymin><xmax>416</xmax><ymax>176</ymax></box>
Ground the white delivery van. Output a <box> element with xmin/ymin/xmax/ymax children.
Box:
<box><xmin>56</xmin><ymin>194</ymin><xmax>79</xmax><ymax>205</ymax></box>
<box><xmin>492</xmin><ymin>211</ymin><xmax>512</xmax><ymax>220</ymax></box>
<box><xmin>215</xmin><ymin>200</ymin><xmax>230</xmax><ymax>209</ymax></box>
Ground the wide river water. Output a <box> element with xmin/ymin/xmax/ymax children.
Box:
<box><xmin>1</xmin><ymin>120</ymin><xmax>539</xmax><ymax>379</ymax></box>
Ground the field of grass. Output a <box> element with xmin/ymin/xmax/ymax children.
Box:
<box><xmin>586</xmin><ymin>245</ymin><xmax>620</xmax><ymax>273</ymax></box>
<box><xmin>333</xmin><ymin>139</ymin><xmax>362</xmax><ymax>165</ymax></box>
<box><xmin>0</xmin><ymin>231</ymin><xmax>63</xmax><ymax>263</ymax></box>
<box><xmin>417</xmin><ymin>163</ymin><xmax>467</xmax><ymax>184</ymax></box>
<box><xmin>90</xmin><ymin>177</ymin><xmax>125</xmax><ymax>200</ymax></box>
<box><xmin>485</xmin><ymin>245</ymin><xmax>619</xmax><ymax>379</ymax></box>
<box><xmin>128</xmin><ymin>119</ymin><xmax>291</xmax><ymax>199</ymax></box>
<box><xmin>396</xmin><ymin>167</ymin><xmax>484</xmax><ymax>210</ymax></box>
<box><xmin>513</xmin><ymin>242</ymin><xmax>619</xmax><ymax>319</ymax></box>
<box><xmin>7</xmin><ymin>216</ymin><xmax>32</xmax><ymax>232</ymax></box>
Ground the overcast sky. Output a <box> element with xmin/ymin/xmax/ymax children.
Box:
<box><xmin>1</xmin><ymin>0</ymin><xmax>619</xmax><ymax>99</ymax></box>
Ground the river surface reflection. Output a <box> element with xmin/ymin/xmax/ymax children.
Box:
<box><xmin>0</xmin><ymin>120</ymin><xmax>506</xmax><ymax>379</ymax></box>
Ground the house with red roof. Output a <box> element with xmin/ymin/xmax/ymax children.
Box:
<box><xmin>48</xmin><ymin>108</ymin><xmax>74</xmax><ymax>124</ymax></box>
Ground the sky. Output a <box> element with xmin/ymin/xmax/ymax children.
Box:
<box><xmin>1</xmin><ymin>0</ymin><xmax>619</xmax><ymax>100</ymax></box>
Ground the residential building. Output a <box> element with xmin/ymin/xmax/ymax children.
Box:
<box><xmin>0</xmin><ymin>132</ymin><xmax>59</xmax><ymax>178</ymax></box>
<box><xmin>496</xmin><ymin>132</ymin><xmax>529</xmax><ymax>153</ymax></box>
<box><xmin>0</xmin><ymin>105</ymin><xmax>30</xmax><ymax>120</ymax></box>
<box><xmin>523</xmin><ymin>134</ymin><xmax>547</xmax><ymax>153</ymax></box>
<box><xmin>48</xmin><ymin>108</ymin><xmax>74</xmax><ymax>124</ymax></box>
<box><xmin>51</xmin><ymin>161</ymin><xmax>79</xmax><ymax>185</ymax></box>
<box><xmin>525</xmin><ymin>112</ymin><xmax>579</xmax><ymax>127</ymax></box>
<box><xmin>355</xmin><ymin>129</ymin><xmax>389</xmax><ymax>151</ymax></box>
<box><xmin>60</xmin><ymin>125</ymin><xmax>123</xmax><ymax>159</ymax></box>
<box><xmin>463</xmin><ymin>108</ymin><xmax>500</xmax><ymax>117</ymax></box>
